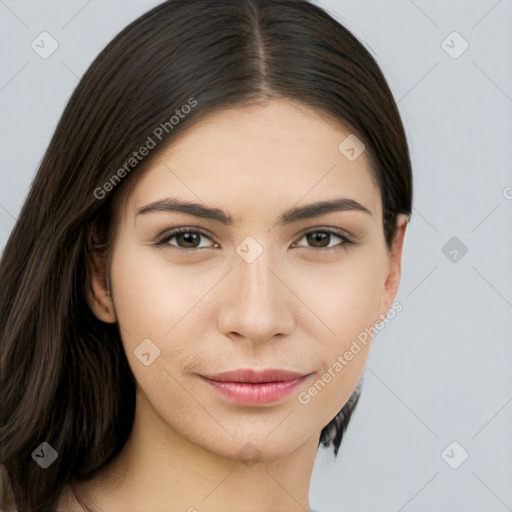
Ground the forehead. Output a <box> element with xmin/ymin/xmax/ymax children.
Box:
<box><xmin>125</xmin><ymin>99</ymin><xmax>381</xmax><ymax>223</ymax></box>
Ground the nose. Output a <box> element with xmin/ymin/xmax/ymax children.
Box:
<box><xmin>217</xmin><ymin>245</ymin><xmax>295</xmax><ymax>345</ymax></box>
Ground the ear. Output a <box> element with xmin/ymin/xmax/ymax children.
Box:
<box><xmin>375</xmin><ymin>213</ymin><xmax>409</xmax><ymax>323</ymax></box>
<box><xmin>86</xmin><ymin>251</ymin><xmax>117</xmax><ymax>324</ymax></box>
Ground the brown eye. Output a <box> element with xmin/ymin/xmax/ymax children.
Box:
<box><xmin>293</xmin><ymin>229</ymin><xmax>355</xmax><ymax>251</ymax></box>
<box><xmin>155</xmin><ymin>227</ymin><xmax>216</xmax><ymax>249</ymax></box>
<box><xmin>306</xmin><ymin>232</ymin><xmax>332</xmax><ymax>248</ymax></box>
<box><xmin>174</xmin><ymin>232</ymin><xmax>201</xmax><ymax>248</ymax></box>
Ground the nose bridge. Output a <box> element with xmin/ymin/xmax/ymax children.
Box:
<box><xmin>217</xmin><ymin>236</ymin><xmax>294</xmax><ymax>343</ymax></box>
<box><xmin>237</xmin><ymin>240</ymin><xmax>274</xmax><ymax>299</ymax></box>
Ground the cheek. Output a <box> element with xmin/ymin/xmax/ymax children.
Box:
<box><xmin>109</xmin><ymin>243</ymin><xmax>204</xmax><ymax>341</ymax></box>
<box><xmin>108</xmin><ymin>243</ymin><xmax>228</xmax><ymax>394</ymax></box>
<box><xmin>294</xmin><ymin>249</ymin><xmax>385</xmax><ymax>340</ymax></box>
<box><xmin>291</xmin><ymin>251</ymin><xmax>384</xmax><ymax>412</ymax></box>
<box><xmin>109</xmin><ymin>244</ymin><xmax>210</xmax><ymax>418</ymax></box>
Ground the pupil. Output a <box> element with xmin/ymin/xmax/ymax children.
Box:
<box><xmin>308</xmin><ymin>232</ymin><xmax>328</xmax><ymax>247</ymax></box>
<box><xmin>180</xmin><ymin>233</ymin><xmax>199</xmax><ymax>247</ymax></box>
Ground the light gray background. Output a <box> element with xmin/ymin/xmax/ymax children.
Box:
<box><xmin>1</xmin><ymin>1</ymin><xmax>511</xmax><ymax>511</ymax></box>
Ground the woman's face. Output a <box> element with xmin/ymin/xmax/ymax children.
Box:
<box><xmin>94</xmin><ymin>99</ymin><xmax>407</xmax><ymax>462</ymax></box>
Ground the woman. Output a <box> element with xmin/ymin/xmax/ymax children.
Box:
<box><xmin>0</xmin><ymin>0</ymin><xmax>412</xmax><ymax>510</ymax></box>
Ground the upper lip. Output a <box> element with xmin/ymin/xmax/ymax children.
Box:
<box><xmin>203</xmin><ymin>368</ymin><xmax>311</xmax><ymax>383</ymax></box>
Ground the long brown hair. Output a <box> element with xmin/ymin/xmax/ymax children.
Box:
<box><xmin>0</xmin><ymin>0</ymin><xmax>412</xmax><ymax>509</ymax></box>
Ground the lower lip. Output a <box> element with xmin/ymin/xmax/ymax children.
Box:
<box><xmin>202</xmin><ymin>375</ymin><xmax>311</xmax><ymax>405</ymax></box>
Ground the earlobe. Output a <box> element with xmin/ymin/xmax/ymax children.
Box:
<box><xmin>86</xmin><ymin>253</ymin><xmax>117</xmax><ymax>324</ymax></box>
<box><xmin>375</xmin><ymin>214</ymin><xmax>409</xmax><ymax>323</ymax></box>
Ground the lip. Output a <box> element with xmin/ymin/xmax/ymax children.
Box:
<box><xmin>200</xmin><ymin>368</ymin><xmax>313</xmax><ymax>405</ymax></box>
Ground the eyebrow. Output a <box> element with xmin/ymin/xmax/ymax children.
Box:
<box><xmin>135</xmin><ymin>196</ymin><xmax>373</xmax><ymax>228</ymax></box>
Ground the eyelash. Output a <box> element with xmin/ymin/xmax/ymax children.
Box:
<box><xmin>153</xmin><ymin>226</ymin><xmax>357</xmax><ymax>253</ymax></box>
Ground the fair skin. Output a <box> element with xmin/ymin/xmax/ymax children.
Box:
<box><xmin>60</xmin><ymin>99</ymin><xmax>408</xmax><ymax>512</ymax></box>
